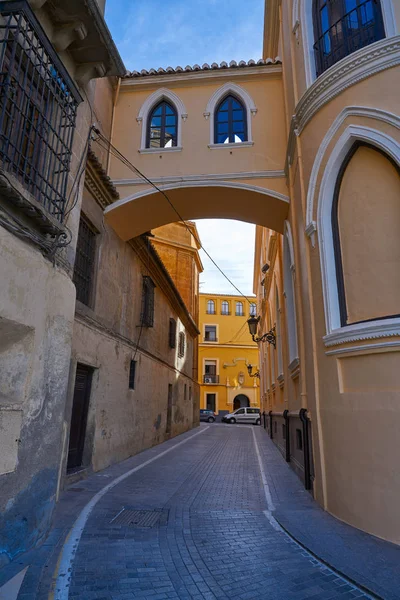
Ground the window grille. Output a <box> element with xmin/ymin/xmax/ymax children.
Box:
<box><xmin>178</xmin><ymin>331</ymin><xmax>185</xmax><ymax>358</ymax></box>
<box><xmin>73</xmin><ymin>216</ymin><xmax>97</xmax><ymax>306</ymax></box>
<box><xmin>129</xmin><ymin>360</ymin><xmax>136</xmax><ymax>390</ymax></box>
<box><xmin>141</xmin><ymin>276</ymin><xmax>155</xmax><ymax>327</ymax></box>
<box><xmin>313</xmin><ymin>0</ymin><xmax>385</xmax><ymax>76</ymax></box>
<box><xmin>0</xmin><ymin>1</ymin><xmax>81</xmax><ymax>223</ymax></box>
<box><xmin>169</xmin><ymin>318</ymin><xmax>177</xmax><ymax>348</ymax></box>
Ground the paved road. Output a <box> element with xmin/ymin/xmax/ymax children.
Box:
<box><xmin>41</xmin><ymin>424</ymin><xmax>370</xmax><ymax>600</ymax></box>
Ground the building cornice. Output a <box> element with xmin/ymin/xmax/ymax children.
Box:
<box><xmin>286</xmin><ymin>36</ymin><xmax>400</xmax><ymax>166</ymax></box>
<box><xmin>113</xmin><ymin>170</ymin><xmax>286</xmax><ymax>188</ymax></box>
<box><xmin>263</xmin><ymin>0</ymin><xmax>281</xmax><ymax>60</ymax></box>
<box><xmin>120</xmin><ymin>64</ymin><xmax>282</xmax><ymax>90</ymax></box>
<box><xmin>85</xmin><ymin>149</ymin><xmax>119</xmax><ymax>209</ymax></box>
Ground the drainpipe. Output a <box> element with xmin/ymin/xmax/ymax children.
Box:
<box><xmin>283</xmin><ymin>409</ymin><xmax>290</xmax><ymax>463</ymax></box>
<box><xmin>269</xmin><ymin>410</ymin><xmax>273</xmax><ymax>439</ymax></box>
<box><xmin>300</xmin><ymin>408</ymin><xmax>312</xmax><ymax>491</ymax></box>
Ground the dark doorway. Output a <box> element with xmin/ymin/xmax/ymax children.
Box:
<box><xmin>166</xmin><ymin>384</ymin><xmax>173</xmax><ymax>434</ymax></box>
<box><xmin>67</xmin><ymin>364</ymin><xmax>93</xmax><ymax>471</ymax></box>
<box><xmin>206</xmin><ymin>393</ymin><xmax>216</xmax><ymax>412</ymax></box>
<box><xmin>233</xmin><ymin>394</ymin><xmax>250</xmax><ymax>411</ymax></box>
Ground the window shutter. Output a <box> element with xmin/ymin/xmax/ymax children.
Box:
<box><xmin>169</xmin><ymin>318</ymin><xmax>177</xmax><ymax>348</ymax></box>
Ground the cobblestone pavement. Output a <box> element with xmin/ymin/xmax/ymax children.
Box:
<box><xmin>22</xmin><ymin>424</ymin><xmax>375</xmax><ymax>600</ymax></box>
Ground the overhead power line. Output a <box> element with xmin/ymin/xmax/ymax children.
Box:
<box><xmin>92</xmin><ymin>131</ymin><xmax>254</xmax><ymax>306</ymax></box>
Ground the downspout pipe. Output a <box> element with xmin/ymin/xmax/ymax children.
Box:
<box><xmin>300</xmin><ymin>408</ymin><xmax>312</xmax><ymax>491</ymax></box>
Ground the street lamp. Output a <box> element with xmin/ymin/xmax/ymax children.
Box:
<box><xmin>247</xmin><ymin>364</ymin><xmax>260</xmax><ymax>378</ymax></box>
<box><xmin>247</xmin><ymin>316</ymin><xmax>276</xmax><ymax>348</ymax></box>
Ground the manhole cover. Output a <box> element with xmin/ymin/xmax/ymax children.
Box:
<box><xmin>110</xmin><ymin>509</ymin><xmax>168</xmax><ymax>528</ymax></box>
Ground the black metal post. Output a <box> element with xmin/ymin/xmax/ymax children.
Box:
<box><xmin>269</xmin><ymin>411</ymin><xmax>273</xmax><ymax>439</ymax></box>
<box><xmin>262</xmin><ymin>411</ymin><xmax>266</xmax><ymax>429</ymax></box>
<box><xmin>283</xmin><ymin>409</ymin><xmax>290</xmax><ymax>463</ymax></box>
<box><xmin>300</xmin><ymin>408</ymin><xmax>312</xmax><ymax>491</ymax></box>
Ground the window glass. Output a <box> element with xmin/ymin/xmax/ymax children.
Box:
<box><xmin>250</xmin><ymin>303</ymin><xmax>257</xmax><ymax>316</ymax></box>
<box><xmin>207</xmin><ymin>299</ymin><xmax>215</xmax><ymax>314</ymax></box>
<box><xmin>147</xmin><ymin>101</ymin><xmax>177</xmax><ymax>148</ymax></box>
<box><xmin>205</xmin><ymin>325</ymin><xmax>217</xmax><ymax>341</ymax></box>
<box><xmin>221</xmin><ymin>301</ymin><xmax>229</xmax><ymax>315</ymax></box>
<box><xmin>236</xmin><ymin>409</ymin><xmax>245</xmax><ymax>414</ymax></box>
<box><xmin>236</xmin><ymin>302</ymin><xmax>244</xmax><ymax>316</ymax></box>
<box><xmin>215</xmin><ymin>95</ymin><xmax>247</xmax><ymax>144</ymax></box>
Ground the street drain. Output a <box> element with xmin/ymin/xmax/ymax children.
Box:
<box><xmin>110</xmin><ymin>508</ymin><xmax>168</xmax><ymax>528</ymax></box>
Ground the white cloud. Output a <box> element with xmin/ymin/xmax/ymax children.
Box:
<box><xmin>195</xmin><ymin>219</ymin><xmax>256</xmax><ymax>297</ymax></box>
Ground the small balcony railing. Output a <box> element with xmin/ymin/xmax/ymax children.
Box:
<box><xmin>221</xmin><ymin>311</ymin><xmax>231</xmax><ymax>316</ymax></box>
<box><xmin>203</xmin><ymin>374</ymin><xmax>219</xmax><ymax>384</ymax></box>
<box><xmin>313</xmin><ymin>0</ymin><xmax>385</xmax><ymax>76</ymax></box>
<box><xmin>206</xmin><ymin>310</ymin><xmax>216</xmax><ymax>314</ymax></box>
<box><xmin>204</xmin><ymin>336</ymin><xmax>218</xmax><ymax>342</ymax></box>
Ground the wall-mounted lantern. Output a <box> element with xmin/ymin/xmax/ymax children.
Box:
<box><xmin>247</xmin><ymin>316</ymin><xmax>276</xmax><ymax>348</ymax></box>
<box><xmin>247</xmin><ymin>364</ymin><xmax>260</xmax><ymax>378</ymax></box>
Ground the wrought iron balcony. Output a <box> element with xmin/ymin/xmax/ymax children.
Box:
<box><xmin>313</xmin><ymin>0</ymin><xmax>385</xmax><ymax>76</ymax></box>
<box><xmin>0</xmin><ymin>1</ymin><xmax>81</xmax><ymax>226</ymax></box>
<box><xmin>203</xmin><ymin>374</ymin><xmax>219</xmax><ymax>384</ymax></box>
<box><xmin>204</xmin><ymin>336</ymin><xmax>218</xmax><ymax>342</ymax></box>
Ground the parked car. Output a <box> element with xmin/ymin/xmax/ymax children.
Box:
<box><xmin>200</xmin><ymin>409</ymin><xmax>216</xmax><ymax>423</ymax></box>
<box><xmin>222</xmin><ymin>407</ymin><xmax>261</xmax><ymax>425</ymax></box>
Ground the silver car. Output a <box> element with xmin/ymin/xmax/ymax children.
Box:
<box><xmin>222</xmin><ymin>407</ymin><xmax>260</xmax><ymax>425</ymax></box>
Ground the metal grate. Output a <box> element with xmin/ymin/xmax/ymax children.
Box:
<box><xmin>110</xmin><ymin>509</ymin><xmax>168</xmax><ymax>528</ymax></box>
<box><xmin>0</xmin><ymin>1</ymin><xmax>81</xmax><ymax>222</ymax></box>
<box><xmin>73</xmin><ymin>217</ymin><xmax>97</xmax><ymax>306</ymax></box>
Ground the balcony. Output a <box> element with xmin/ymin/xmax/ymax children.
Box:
<box><xmin>203</xmin><ymin>375</ymin><xmax>219</xmax><ymax>384</ymax></box>
<box><xmin>204</xmin><ymin>335</ymin><xmax>218</xmax><ymax>342</ymax></box>
<box><xmin>313</xmin><ymin>0</ymin><xmax>385</xmax><ymax>76</ymax></box>
<box><xmin>206</xmin><ymin>310</ymin><xmax>216</xmax><ymax>315</ymax></box>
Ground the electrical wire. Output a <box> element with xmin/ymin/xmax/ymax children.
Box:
<box><xmin>92</xmin><ymin>131</ymin><xmax>254</xmax><ymax>306</ymax></box>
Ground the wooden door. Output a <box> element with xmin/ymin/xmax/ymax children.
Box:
<box><xmin>67</xmin><ymin>364</ymin><xmax>93</xmax><ymax>471</ymax></box>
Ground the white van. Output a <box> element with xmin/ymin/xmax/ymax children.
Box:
<box><xmin>222</xmin><ymin>407</ymin><xmax>261</xmax><ymax>425</ymax></box>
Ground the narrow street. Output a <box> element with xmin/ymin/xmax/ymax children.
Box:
<box><xmin>12</xmin><ymin>424</ymin><xmax>392</xmax><ymax>600</ymax></box>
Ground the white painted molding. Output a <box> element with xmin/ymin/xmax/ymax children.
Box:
<box><xmin>300</xmin><ymin>0</ymin><xmax>398</xmax><ymax>89</ymax></box>
<box><xmin>315</xmin><ymin>125</ymin><xmax>400</xmax><ymax>337</ymax></box>
<box><xmin>283</xmin><ymin>221</ymin><xmax>299</xmax><ymax>366</ymax></box>
<box><xmin>113</xmin><ymin>170</ymin><xmax>286</xmax><ymax>187</ymax></box>
<box><xmin>295</xmin><ymin>35</ymin><xmax>400</xmax><ymax>134</ymax></box>
<box><xmin>324</xmin><ymin>320</ymin><xmax>400</xmax><ymax>348</ymax></box>
<box><xmin>204</xmin><ymin>82</ymin><xmax>258</xmax><ymax>145</ymax></box>
<box><xmin>139</xmin><ymin>146</ymin><xmax>182</xmax><ymax>154</ymax></box>
<box><xmin>105</xmin><ymin>180</ymin><xmax>290</xmax><ymax>214</ymax></box>
<box><xmin>284</xmin><ymin>220</ymin><xmax>295</xmax><ymax>270</ymax></box>
<box><xmin>137</xmin><ymin>88</ymin><xmax>188</xmax><ymax>150</ymax></box>
<box><xmin>208</xmin><ymin>142</ymin><xmax>254</xmax><ymax>150</ymax></box>
<box><xmin>325</xmin><ymin>339</ymin><xmax>400</xmax><ymax>356</ymax></box>
<box><xmin>306</xmin><ymin>106</ymin><xmax>400</xmax><ymax>233</ymax></box>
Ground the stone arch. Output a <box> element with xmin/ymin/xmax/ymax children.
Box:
<box><xmin>233</xmin><ymin>394</ymin><xmax>250</xmax><ymax>410</ymax></box>
<box><xmin>104</xmin><ymin>181</ymin><xmax>290</xmax><ymax>241</ymax></box>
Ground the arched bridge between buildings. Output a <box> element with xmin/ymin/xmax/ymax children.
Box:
<box><xmin>104</xmin><ymin>180</ymin><xmax>290</xmax><ymax>240</ymax></box>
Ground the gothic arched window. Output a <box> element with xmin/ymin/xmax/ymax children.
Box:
<box><xmin>147</xmin><ymin>100</ymin><xmax>177</xmax><ymax>148</ymax></box>
<box><xmin>313</xmin><ymin>0</ymin><xmax>385</xmax><ymax>75</ymax></box>
<box><xmin>214</xmin><ymin>95</ymin><xmax>247</xmax><ymax>144</ymax></box>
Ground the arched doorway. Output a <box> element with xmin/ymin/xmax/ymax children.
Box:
<box><xmin>233</xmin><ymin>394</ymin><xmax>250</xmax><ymax>411</ymax></box>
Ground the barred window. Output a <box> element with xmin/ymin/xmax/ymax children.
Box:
<box><xmin>141</xmin><ymin>276</ymin><xmax>155</xmax><ymax>327</ymax></box>
<box><xmin>169</xmin><ymin>318</ymin><xmax>177</xmax><ymax>348</ymax></box>
<box><xmin>178</xmin><ymin>331</ymin><xmax>185</xmax><ymax>358</ymax></box>
<box><xmin>0</xmin><ymin>3</ymin><xmax>81</xmax><ymax>222</ymax></box>
<box><xmin>73</xmin><ymin>216</ymin><xmax>97</xmax><ymax>306</ymax></box>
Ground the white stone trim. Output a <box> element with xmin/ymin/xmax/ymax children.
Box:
<box><xmin>283</xmin><ymin>221</ymin><xmax>299</xmax><ymax>367</ymax></box>
<box><xmin>325</xmin><ymin>339</ymin><xmax>400</xmax><ymax>356</ymax></box>
<box><xmin>137</xmin><ymin>88</ymin><xmax>188</xmax><ymax>150</ymax></box>
<box><xmin>113</xmin><ymin>170</ymin><xmax>286</xmax><ymax>187</ymax></box>
<box><xmin>305</xmin><ymin>106</ymin><xmax>400</xmax><ymax>234</ymax></box>
<box><xmin>299</xmin><ymin>1</ymin><xmax>398</xmax><ymax>89</ymax></box>
<box><xmin>315</xmin><ymin>125</ymin><xmax>400</xmax><ymax>342</ymax></box>
<box><xmin>324</xmin><ymin>320</ymin><xmax>400</xmax><ymax>348</ymax></box>
<box><xmin>204</xmin><ymin>82</ymin><xmax>258</xmax><ymax>145</ymax></box>
<box><xmin>105</xmin><ymin>180</ymin><xmax>290</xmax><ymax>214</ymax></box>
<box><xmin>208</xmin><ymin>142</ymin><xmax>254</xmax><ymax>150</ymax></box>
<box><xmin>295</xmin><ymin>35</ymin><xmax>400</xmax><ymax>133</ymax></box>
<box><xmin>138</xmin><ymin>146</ymin><xmax>182</xmax><ymax>154</ymax></box>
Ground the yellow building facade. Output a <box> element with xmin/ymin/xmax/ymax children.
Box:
<box><xmin>102</xmin><ymin>0</ymin><xmax>400</xmax><ymax>545</ymax></box>
<box><xmin>198</xmin><ymin>294</ymin><xmax>260</xmax><ymax>416</ymax></box>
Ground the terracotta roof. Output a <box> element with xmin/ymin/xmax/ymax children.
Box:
<box><xmin>125</xmin><ymin>58</ymin><xmax>281</xmax><ymax>78</ymax></box>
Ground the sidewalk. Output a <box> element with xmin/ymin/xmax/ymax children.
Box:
<box><xmin>255</xmin><ymin>426</ymin><xmax>400</xmax><ymax>600</ymax></box>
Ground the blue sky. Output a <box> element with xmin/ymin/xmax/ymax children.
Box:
<box><xmin>105</xmin><ymin>0</ymin><xmax>264</xmax><ymax>72</ymax></box>
<box><xmin>105</xmin><ymin>0</ymin><xmax>261</xmax><ymax>296</ymax></box>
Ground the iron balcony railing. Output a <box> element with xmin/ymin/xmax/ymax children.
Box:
<box><xmin>0</xmin><ymin>1</ymin><xmax>82</xmax><ymax>223</ymax></box>
<box><xmin>313</xmin><ymin>0</ymin><xmax>385</xmax><ymax>76</ymax></box>
<box><xmin>203</xmin><ymin>374</ymin><xmax>219</xmax><ymax>384</ymax></box>
<box><xmin>204</xmin><ymin>336</ymin><xmax>218</xmax><ymax>342</ymax></box>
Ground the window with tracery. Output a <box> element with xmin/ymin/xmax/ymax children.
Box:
<box><xmin>147</xmin><ymin>100</ymin><xmax>177</xmax><ymax>148</ymax></box>
<box><xmin>214</xmin><ymin>95</ymin><xmax>247</xmax><ymax>144</ymax></box>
